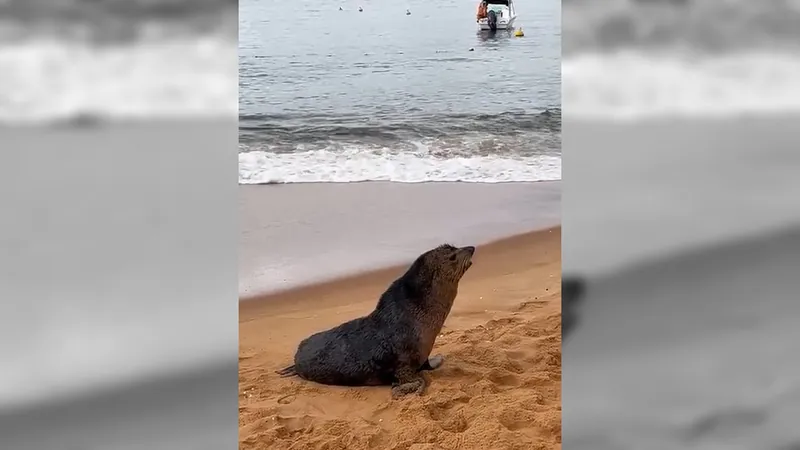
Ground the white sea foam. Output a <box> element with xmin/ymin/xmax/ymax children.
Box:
<box><xmin>238</xmin><ymin>147</ymin><xmax>562</xmax><ymax>184</ymax></box>
<box><xmin>564</xmin><ymin>51</ymin><xmax>800</xmax><ymax>121</ymax></box>
<box><xmin>0</xmin><ymin>35</ymin><xmax>237</xmax><ymax>124</ymax></box>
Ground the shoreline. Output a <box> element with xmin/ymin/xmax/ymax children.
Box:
<box><xmin>240</xmin><ymin>226</ymin><xmax>560</xmax><ymax>306</ymax></box>
<box><xmin>240</xmin><ymin>226</ymin><xmax>560</xmax><ymax>303</ymax></box>
<box><xmin>239</xmin><ymin>180</ymin><xmax>561</xmax><ymax>298</ymax></box>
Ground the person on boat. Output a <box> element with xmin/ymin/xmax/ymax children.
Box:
<box><xmin>476</xmin><ymin>0</ymin><xmax>488</xmax><ymax>21</ymax></box>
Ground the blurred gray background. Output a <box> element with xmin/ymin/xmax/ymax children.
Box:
<box><xmin>562</xmin><ymin>0</ymin><xmax>800</xmax><ymax>449</ymax></box>
<box><xmin>0</xmin><ymin>1</ymin><xmax>238</xmax><ymax>449</ymax></box>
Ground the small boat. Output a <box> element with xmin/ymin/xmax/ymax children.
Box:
<box><xmin>477</xmin><ymin>0</ymin><xmax>517</xmax><ymax>32</ymax></box>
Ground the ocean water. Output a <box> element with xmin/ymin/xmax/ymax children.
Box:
<box><xmin>563</xmin><ymin>0</ymin><xmax>800</xmax><ymax>120</ymax></box>
<box><xmin>0</xmin><ymin>0</ymin><xmax>238</xmax><ymax>124</ymax></box>
<box><xmin>239</xmin><ymin>0</ymin><xmax>561</xmax><ymax>183</ymax></box>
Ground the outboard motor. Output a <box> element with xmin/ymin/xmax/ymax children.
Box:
<box><xmin>487</xmin><ymin>9</ymin><xmax>498</xmax><ymax>32</ymax></box>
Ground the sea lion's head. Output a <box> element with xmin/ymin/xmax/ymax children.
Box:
<box><xmin>396</xmin><ymin>244</ymin><xmax>476</xmax><ymax>309</ymax></box>
<box><xmin>417</xmin><ymin>244</ymin><xmax>476</xmax><ymax>284</ymax></box>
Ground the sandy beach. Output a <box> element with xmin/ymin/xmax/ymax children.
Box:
<box><xmin>239</xmin><ymin>224</ymin><xmax>561</xmax><ymax>450</ymax></box>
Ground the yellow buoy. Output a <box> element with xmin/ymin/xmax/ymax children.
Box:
<box><xmin>514</xmin><ymin>28</ymin><xmax>524</xmax><ymax>37</ymax></box>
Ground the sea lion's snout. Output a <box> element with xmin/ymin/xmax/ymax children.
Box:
<box><xmin>429</xmin><ymin>243</ymin><xmax>476</xmax><ymax>277</ymax></box>
<box><xmin>459</xmin><ymin>246</ymin><xmax>475</xmax><ymax>271</ymax></box>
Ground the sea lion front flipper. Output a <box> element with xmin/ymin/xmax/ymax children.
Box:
<box><xmin>391</xmin><ymin>366</ymin><xmax>427</xmax><ymax>398</ymax></box>
<box><xmin>418</xmin><ymin>354</ymin><xmax>445</xmax><ymax>372</ymax></box>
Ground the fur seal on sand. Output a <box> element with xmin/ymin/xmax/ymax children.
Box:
<box><xmin>276</xmin><ymin>244</ymin><xmax>475</xmax><ymax>398</ymax></box>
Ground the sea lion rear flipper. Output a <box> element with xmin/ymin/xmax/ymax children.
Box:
<box><xmin>275</xmin><ymin>364</ymin><xmax>298</xmax><ymax>377</ymax></box>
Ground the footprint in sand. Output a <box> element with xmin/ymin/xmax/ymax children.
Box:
<box><xmin>504</xmin><ymin>349</ymin><xmax>529</xmax><ymax>360</ymax></box>
<box><xmin>516</xmin><ymin>299</ymin><xmax>548</xmax><ymax>311</ymax></box>
<box><xmin>485</xmin><ymin>368</ymin><xmax>521</xmax><ymax>387</ymax></box>
<box><xmin>276</xmin><ymin>394</ymin><xmax>296</xmax><ymax>404</ymax></box>
<box><xmin>439</xmin><ymin>412</ymin><xmax>469</xmax><ymax>433</ymax></box>
<box><xmin>498</xmin><ymin>408</ymin><xmax>536</xmax><ymax>431</ymax></box>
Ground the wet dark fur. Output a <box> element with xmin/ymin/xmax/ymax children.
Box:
<box><xmin>276</xmin><ymin>244</ymin><xmax>475</xmax><ymax>398</ymax></box>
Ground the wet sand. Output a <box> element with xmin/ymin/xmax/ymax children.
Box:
<box><xmin>239</xmin><ymin>227</ymin><xmax>562</xmax><ymax>450</ymax></box>
<box><xmin>239</xmin><ymin>181</ymin><xmax>560</xmax><ymax>297</ymax></box>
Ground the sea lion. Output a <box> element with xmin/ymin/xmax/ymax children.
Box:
<box><xmin>276</xmin><ymin>244</ymin><xmax>476</xmax><ymax>398</ymax></box>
